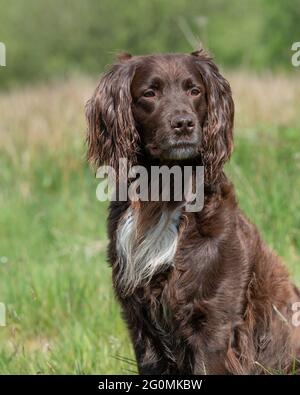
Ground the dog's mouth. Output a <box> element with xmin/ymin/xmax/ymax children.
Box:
<box><xmin>147</xmin><ymin>142</ymin><xmax>199</xmax><ymax>160</ymax></box>
<box><xmin>166</xmin><ymin>143</ymin><xmax>199</xmax><ymax>160</ymax></box>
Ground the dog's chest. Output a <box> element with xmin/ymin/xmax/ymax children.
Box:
<box><xmin>116</xmin><ymin>206</ymin><xmax>182</xmax><ymax>295</ymax></box>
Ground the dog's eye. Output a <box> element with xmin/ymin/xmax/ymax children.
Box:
<box><xmin>190</xmin><ymin>87</ymin><xmax>201</xmax><ymax>96</ymax></box>
<box><xmin>143</xmin><ymin>89</ymin><xmax>156</xmax><ymax>98</ymax></box>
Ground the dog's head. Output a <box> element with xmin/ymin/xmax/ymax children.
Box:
<box><xmin>86</xmin><ymin>50</ymin><xmax>234</xmax><ymax>184</ymax></box>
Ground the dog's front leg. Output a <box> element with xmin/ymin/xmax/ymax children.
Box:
<box><xmin>191</xmin><ymin>346</ymin><xmax>231</xmax><ymax>375</ymax></box>
<box><xmin>133</xmin><ymin>335</ymin><xmax>169</xmax><ymax>375</ymax></box>
<box><xmin>130</xmin><ymin>321</ymin><xmax>176</xmax><ymax>374</ymax></box>
<box><xmin>121</xmin><ymin>301</ymin><xmax>176</xmax><ymax>374</ymax></box>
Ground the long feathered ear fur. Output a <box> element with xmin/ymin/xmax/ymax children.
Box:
<box><xmin>85</xmin><ymin>57</ymin><xmax>139</xmax><ymax>171</ymax></box>
<box><xmin>191</xmin><ymin>50</ymin><xmax>234</xmax><ymax>185</ymax></box>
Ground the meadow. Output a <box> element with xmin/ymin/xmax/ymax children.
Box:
<box><xmin>0</xmin><ymin>72</ymin><xmax>300</xmax><ymax>374</ymax></box>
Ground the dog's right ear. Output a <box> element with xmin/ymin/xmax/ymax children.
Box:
<box><xmin>85</xmin><ymin>55</ymin><xmax>139</xmax><ymax>171</ymax></box>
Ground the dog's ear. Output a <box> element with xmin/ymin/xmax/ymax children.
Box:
<box><xmin>117</xmin><ymin>52</ymin><xmax>133</xmax><ymax>63</ymax></box>
<box><xmin>85</xmin><ymin>55</ymin><xmax>139</xmax><ymax>172</ymax></box>
<box><xmin>191</xmin><ymin>50</ymin><xmax>234</xmax><ymax>184</ymax></box>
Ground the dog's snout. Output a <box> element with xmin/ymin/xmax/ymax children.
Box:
<box><xmin>171</xmin><ymin>114</ymin><xmax>195</xmax><ymax>134</ymax></box>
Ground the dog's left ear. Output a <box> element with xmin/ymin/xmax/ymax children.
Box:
<box><xmin>191</xmin><ymin>50</ymin><xmax>234</xmax><ymax>185</ymax></box>
<box><xmin>85</xmin><ymin>54</ymin><xmax>139</xmax><ymax>172</ymax></box>
<box><xmin>117</xmin><ymin>52</ymin><xmax>133</xmax><ymax>63</ymax></box>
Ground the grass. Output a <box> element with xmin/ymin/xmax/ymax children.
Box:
<box><xmin>0</xmin><ymin>72</ymin><xmax>300</xmax><ymax>374</ymax></box>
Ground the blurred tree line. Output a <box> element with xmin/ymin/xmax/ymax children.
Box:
<box><xmin>0</xmin><ymin>0</ymin><xmax>299</xmax><ymax>88</ymax></box>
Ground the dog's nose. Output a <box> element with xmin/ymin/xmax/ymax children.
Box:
<box><xmin>171</xmin><ymin>114</ymin><xmax>195</xmax><ymax>134</ymax></box>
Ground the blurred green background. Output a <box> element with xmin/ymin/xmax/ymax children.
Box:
<box><xmin>0</xmin><ymin>0</ymin><xmax>300</xmax><ymax>89</ymax></box>
<box><xmin>0</xmin><ymin>0</ymin><xmax>300</xmax><ymax>374</ymax></box>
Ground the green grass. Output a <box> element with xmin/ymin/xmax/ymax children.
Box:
<box><xmin>0</xmin><ymin>144</ymin><xmax>136</xmax><ymax>373</ymax></box>
<box><xmin>0</xmin><ymin>79</ymin><xmax>300</xmax><ymax>374</ymax></box>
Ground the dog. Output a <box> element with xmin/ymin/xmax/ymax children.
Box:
<box><xmin>86</xmin><ymin>50</ymin><xmax>300</xmax><ymax>374</ymax></box>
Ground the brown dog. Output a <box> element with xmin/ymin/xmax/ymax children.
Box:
<box><xmin>86</xmin><ymin>50</ymin><xmax>300</xmax><ymax>374</ymax></box>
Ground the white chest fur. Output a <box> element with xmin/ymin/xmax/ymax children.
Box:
<box><xmin>116</xmin><ymin>206</ymin><xmax>182</xmax><ymax>295</ymax></box>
